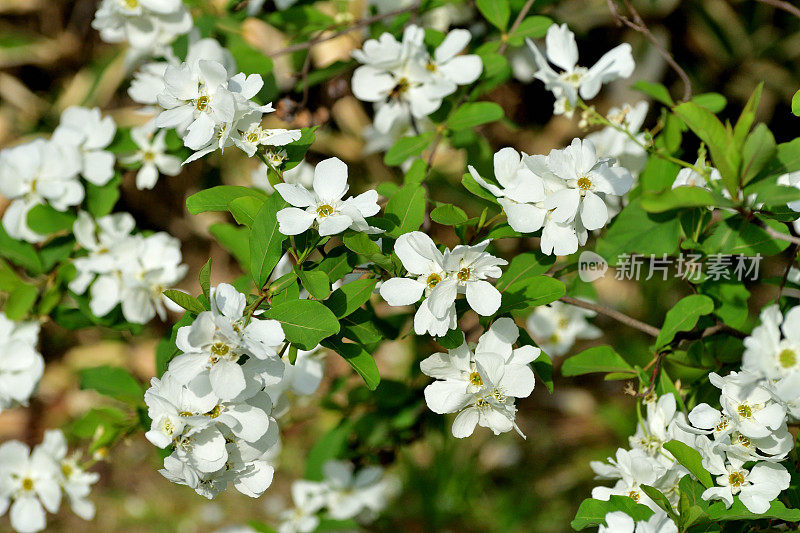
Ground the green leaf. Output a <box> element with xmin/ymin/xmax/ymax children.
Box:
<box><xmin>163</xmin><ymin>289</ymin><xmax>205</xmax><ymax>314</ymax></box>
<box><xmin>324</xmin><ymin>278</ymin><xmax>377</xmax><ymax>318</ymax></box>
<box><xmin>673</xmin><ymin>102</ymin><xmax>738</xmax><ymax>196</ymax></box>
<box><xmin>78</xmin><ymin>366</ymin><xmax>144</xmax><ymax>406</ymax></box>
<box><xmin>436</xmin><ymin>328</ymin><xmax>465</xmax><ymax>350</ymax></box>
<box><xmin>447</xmin><ymin>102</ymin><xmax>504</xmax><ymax>130</ymax></box>
<box><xmin>476</xmin><ymin>0</ymin><xmax>510</xmax><ymax>30</ymax></box>
<box><xmin>321</xmin><ymin>336</ymin><xmax>380</xmax><ymax>390</ymax></box>
<box><xmin>228</xmin><ymin>195</ymin><xmax>265</xmax><ymax>227</ymax></box>
<box><xmin>702</xmin><ymin>213</ymin><xmax>790</xmax><ymax>256</ymax></box>
<box><xmin>639</xmin><ymin>186</ymin><xmax>731</xmax><ymax>213</ymax></box>
<box><xmin>263</xmin><ymin>300</ymin><xmax>340</xmax><ymax>350</ymax></box>
<box><xmin>733</xmin><ymin>83</ymin><xmax>763</xmax><ymax>149</ymax></box>
<box><xmin>384</xmin><ymin>131</ymin><xmax>436</xmax><ymax>166</ymax></box>
<box><xmin>571</xmin><ymin>495</ymin><xmax>654</xmax><ymax>530</ymax></box>
<box><xmin>226</xmin><ymin>33</ymin><xmax>274</xmax><ymax>76</ymax></box>
<box><xmin>25</xmin><ymin>204</ymin><xmax>76</xmax><ymax>234</ymax></box>
<box><xmin>316</xmin><ymin>247</ymin><xmax>359</xmax><ymax>282</ymax></box>
<box><xmin>740</xmin><ymin>123</ymin><xmax>776</xmax><ymax>185</ymax></box>
<box><xmin>655</xmin><ymin>294</ymin><xmax>714</xmax><ymax>348</ymax></box>
<box><xmin>462</xmin><ymin>172</ymin><xmax>499</xmax><ymax>203</ymax></box>
<box><xmin>85</xmin><ymin>174</ymin><xmax>121</xmax><ymax>217</ymax></box>
<box><xmin>430</xmin><ymin>204</ymin><xmax>468</xmax><ymax>226</ymax></box>
<box><xmin>691</xmin><ymin>93</ymin><xmax>727</xmax><ymax>113</ymax></box>
<box><xmin>186</xmin><ymin>186</ymin><xmax>267</xmax><ymax>215</ymax></box>
<box><xmin>250</xmin><ymin>194</ymin><xmax>288</xmax><ymax>289</ymax></box>
<box><xmin>663</xmin><ymin>440</ymin><xmax>714</xmax><ymax>488</ymax></box>
<box><xmin>0</xmin><ymin>258</ymin><xmax>22</xmax><ymax>291</ymax></box>
<box><xmin>342</xmin><ymin>232</ymin><xmax>395</xmax><ymax>272</ymax></box>
<box><xmin>793</xmin><ymin>89</ymin><xmax>800</xmax><ymax>117</ymax></box>
<box><xmin>4</xmin><ymin>283</ymin><xmax>37</xmax><ymax>320</ymax></box>
<box><xmin>706</xmin><ymin>496</ymin><xmax>800</xmax><ymax>522</ymax></box>
<box><xmin>497</xmin><ymin>251</ymin><xmax>556</xmax><ymax>292</ymax></box>
<box><xmin>496</xmin><ymin>276</ymin><xmax>565</xmax><ymax>315</ymax></box>
<box><xmin>596</xmin><ymin>199</ymin><xmax>681</xmax><ymax>264</ymax></box>
<box><xmin>199</xmin><ymin>258</ymin><xmax>212</xmax><ymax>300</ymax></box>
<box><xmin>506</xmin><ymin>16</ymin><xmax>552</xmax><ymax>46</ymax></box>
<box><xmin>295</xmin><ymin>268</ymin><xmax>330</xmax><ymax>300</ymax></box>
<box><xmin>632</xmin><ymin>80</ymin><xmax>674</xmax><ymax>106</ymax></box>
<box><xmin>384</xmin><ymin>183</ymin><xmax>426</xmax><ymax>238</ymax></box>
<box><xmin>561</xmin><ymin>346</ymin><xmax>634</xmax><ymax>377</ymax></box>
<box><xmin>209</xmin><ymin>223</ymin><xmax>250</xmax><ymax>269</ymax></box>
<box><xmin>640</xmin><ymin>485</ymin><xmax>679</xmax><ymax>524</ymax></box>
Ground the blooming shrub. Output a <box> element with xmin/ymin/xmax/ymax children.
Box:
<box><xmin>2</xmin><ymin>0</ymin><xmax>800</xmax><ymax>532</ymax></box>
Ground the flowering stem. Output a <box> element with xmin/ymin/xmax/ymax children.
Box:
<box><xmin>498</xmin><ymin>0</ymin><xmax>536</xmax><ymax>55</ymax></box>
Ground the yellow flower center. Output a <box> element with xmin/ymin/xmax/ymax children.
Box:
<box><xmin>195</xmin><ymin>95</ymin><xmax>210</xmax><ymax>112</ymax></box>
<box><xmin>389</xmin><ymin>78</ymin><xmax>411</xmax><ymax>99</ymax></box>
<box><xmin>245</xmin><ymin>131</ymin><xmax>261</xmax><ymax>144</ymax></box>
<box><xmin>457</xmin><ymin>267</ymin><xmax>471</xmax><ymax>282</ymax></box>
<box><xmin>728</xmin><ymin>472</ymin><xmax>745</xmax><ymax>487</ymax></box>
<box><xmin>469</xmin><ymin>371</ymin><xmax>482</xmax><ymax>387</ymax></box>
<box><xmin>61</xmin><ymin>463</ymin><xmax>74</xmax><ymax>478</ymax></box>
<box><xmin>736</xmin><ymin>434</ymin><xmax>751</xmax><ymax>447</ymax></box>
<box><xmin>21</xmin><ymin>478</ymin><xmax>34</xmax><ymax>491</ymax></box>
<box><xmin>179</xmin><ymin>411</ymin><xmax>193</xmax><ymax>417</ymax></box>
<box><xmin>142</xmin><ymin>151</ymin><xmax>155</xmax><ymax>162</ymax></box>
<box><xmin>715</xmin><ymin>418</ymin><xmax>729</xmax><ymax>431</ymax></box>
<box><xmin>577</xmin><ymin>176</ymin><xmax>592</xmax><ymax>190</ymax></box>
<box><xmin>737</xmin><ymin>404</ymin><xmax>752</xmax><ymax>419</ymax></box>
<box><xmin>211</xmin><ymin>342</ymin><xmax>230</xmax><ymax>356</ymax></box>
<box><xmin>316</xmin><ymin>204</ymin><xmax>334</xmax><ymax>217</ymax></box>
<box><xmin>124</xmin><ymin>0</ymin><xmax>138</xmax><ymax>7</ymax></box>
<box><xmin>426</xmin><ymin>273</ymin><xmax>442</xmax><ymax>289</ymax></box>
<box><xmin>779</xmin><ymin>348</ymin><xmax>797</xmax><ymax>368</ymax></box>
<box><xmin>426</xmin><ymin>61</ymin><xmax>437</xmax><ymax>72</ymax></box>
<box><xmin>628</xmin><ymin>490</ymin><xmax>640</xmax><ymax>502</ymax></box>
<box><xmin>205</xmin><ymin>405</ymin><xmax>223</xmax><ymax>418</ymax></box>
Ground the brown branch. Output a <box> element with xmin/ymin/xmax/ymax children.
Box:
<box><xmin>756</xmin><ymin>0</ymin><xmax>800</xmax><ymax>20</ymax></box>
<box><xmin>559</xmin><ymin>295</ymin><xmax>661</xmax><ymax>337</ymax></box>
<box><xmin>633</xmin><ymin>352</ymin><xmax>665</xmax><ymax>398</ymax></box>
<box><xmin>268</xmin><ymin>1</ymin><xmax>422</xmax><ymax>58</ymax></box>
<box><xmin>757</xmin><ymin>219</ymin><xmax>800</xmax><ymax>245</ymax></box>
<box><xmin>605</xmin><ymin>0</ymin><xmax>692</xmax><ymax>102</ymax></box>
<box><xmin>498</xmin><ymin>0</ymin><xmax>536</xmax><ymax>55</ymax></box>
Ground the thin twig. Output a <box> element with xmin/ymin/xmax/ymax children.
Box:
<box><xmin>498</xmin><ymin>0</ymin><xmax>536</xmax><ymax>55</ymax></box>
<box><xmin>559</xmin><ymin>295</ymin><xmax>661</xmax><ymax>337</ymax></box>
<box><xmin>605</xmin><ymin>0</ymin><xmax>692</xmax><ymax>102</ymax></box>
<box><xmin>633</xmin><ymin>352</ymin><xmax>665</xmax><ymax>398</ymax></box>
<box><xmin>756</xmin><ymin>0</ymin><xmax>800</xmax><ymax>20</ymax></box>
<box><xmin>269</xmin><ymin>1</ymin><xmax>422</xmax><ymax>58</ymax></box>
<box><xmin>762</xmin><ymin>221</ymin><xmax>800</xmax><ymax>245</ymax></box>
<box><xmin>779</xmin><ymin>244</ymin><xmax>800</xmax><ymax>299</ymax></box>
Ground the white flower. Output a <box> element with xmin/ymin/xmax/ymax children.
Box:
<box><xmin>321</xmin><ymin>461</ymin><xmax>394</xmax><ymax>521</ymax></box>
<box><xmin>591</xmin><ymin>448</ymin><xmax>665</xmax><ymax>512</ymax></box>
<box><xmin>699</xmin><ymin>437</ymin><xmax>790</xmax><ymax>513</ymax></box>
<box><xmin>525</xmin><ymin>300</ymin><xmax>601</xmax><ymax>357</ymax></box>
<box><xmin>778</xmin><ymin>170</ymin><xmax>800</xmax><ymax>212</ymax></box>
<box><xmin>37</xmin><ymin>431</ymin><xmax>99</xmax><ymax>521</ymax></box>
<box><xmin>420</xmin><ymin>318</ymin><xmax>538</xmax><ymax>438</ymax></box>
<box><xmin>439</xmin><ymin>241</ymin><xmax>507</xmax><ymax>316</ymax></box>
<box><xmin>155</xmin><ymin>60</ymin><xmax>237</xmax><ymax>150</ymax></box>
<box><xmin>120</xmin><ymin>125</ymin><xmax>181</xmax><ymax>189</ymax></box>
<box><xmin>0</xmin><ymin>313</ymin><xmax>44</xmax><ymax>413</ymax></box>
<box><xmin>545</xmin><ymin>138</ymin><xmax>634</xmax><ymax>231</ymax></box>
<box><xmin>352</xmin><ymin>25</ymin><xmax>482</xmax><ymax>133</ymax></box>
<box><xmin>52</xmin><ymin>106</ymin><xmax>116</xmax><ymax>186</ymax></box>
<box><xmin>0</xmin><ymin>439</ymin><xmax>61</xmax><ymax>533</ymax></box>
<box><xmin>525</xmin><ymin>23</ymin><xmax>634</xmax><ymax>115</ymax></box>
<box><xmin>275</xmin><ymin>157</ymin><xmax>381</xmax><ymax>236</ymax></box>
<box><xmin>69</xmin><ymin>211</ymin><xmax>135</xmax><ymax>295</ymax></box>
<box><xmin>266</xmin><ymin>347</ymin><xmax>325</xmax><ymax>417</ymax></box>
<box><xmin>0</xmin><ymin>139</ymin><xmax>82</xmax><ymax>243</ymax></box>
<box><xmin>743</xmin><ymin>304</ymin><xmax>800</xmax><ymax>381</ymax></box>
<box><xmin>379</xmin><ymin>231</ymin><xmax>455</xmax><ymax>336</ymax></box>
<box><xmin>468</xmin><ymin>148</ymin><xmax>547</xmax><ymax>233</ymax></box>
<box><xmin>277</xmin><ymin>481</ymin><xmax>326</xmax><ymax>533</ymax></box>
<box><xmin>169</xmin><ymin>284</ymin><xmax>285</xmax><ymax>400</ymax></box>
<box><xmin>708</xmin><ymin>371</ymin><xmax>787</xmax><ymax>439</ymax></box>
<box><xmin>586</xmin><ymin>102</ymin><xmax>649</xmax><ymax>178</ymax></box>
<box><xmin>92</xmin><ymin>0</ymin><xmax>192</xmax><ymax>54</ymax></box>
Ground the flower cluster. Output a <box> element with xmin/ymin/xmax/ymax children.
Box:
<box><xmin>525</xmin><ymin>23</ymin><xmax>635</xmax><ymax>117</ymax></box>
<box><xmin>469</xmin><ymin>140</ymin><xmax>634</xmax><ymax>256</ymax></box>
<box><xmin>147</xmin><ymin>51</ymin><xmax>301</xmax><ymax>163</ymax></box>
<box><xmin>69</xmin><ymin>211</ymin><xmax>187</xmax><ymax>324</ymax></box>
<box><xmin>380</xmin><ymin>232</ymin><xmax>507</xmax><ymax>336</ymax></box>
<box><xmin>92</xmin><ymin>0</ymin><xmax>192</xmax><ymax>57</ymax></box>
<box><xmin>600</xmin><ymin>510</ymin><xmax>677</xmax><ymax>533</ymax></box>
<box><xmin>0</xmin><ymin>430</ymin><xmax>98</xmax><ymax>533</ymax></box>
<box><xmin>145</xmin><ymin>284</ymin><xmax>286</xmax><ymax>499</ymax></box>
<box><xmin>275</xmin><ymin>157</ymin><xmax>382</xmax><ymax>237</ymax></box>
<box><xmin>0</xmin><ymin>107</ymin><xmax>116</xmax><ymax>243</ymax></box>
<box><xmin>585</xmin><ymin>101</ymin><xmax>649</xmax><ymax>179</ymax></box>
<box><xmin>419</xmin><ymin>318</ymin><xmax>538</xmax><ymax>438</ymax></box>
<box><xmin>590</xmin><ymin>393</ymin><xmax>696</xmax><ymax>511</ymax></box>
<box><xmin>0</xmin><ymin>312</ymin><xmax>44</xmax><ymax>413</ymax></box>
<box><xmin>351</xmin><ymin>24</ymin><xmax>482</xmax><ymax>134</ymax></box>
<box><xmin>525</xmin><ymin>300</ymin><xmax>601</xmax><ymax>357</ymax></box>
<box><xmin>276</xmin><ymin>460</ymin><xmax>397</xmax><ymax>533</ymax></box>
